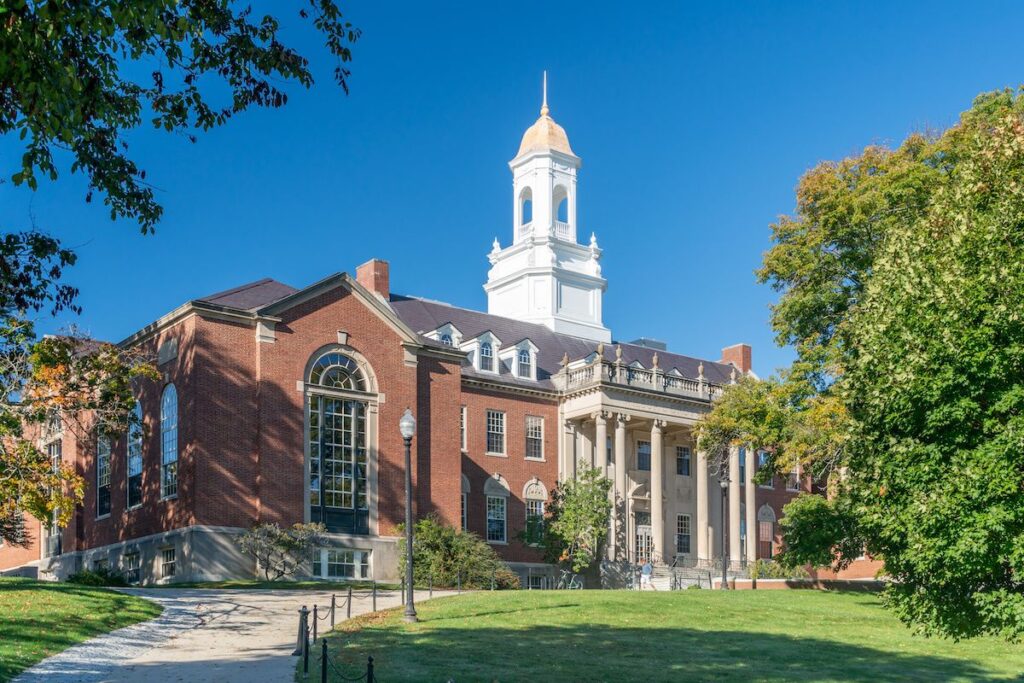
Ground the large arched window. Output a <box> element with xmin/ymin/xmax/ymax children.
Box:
<box><xmin>757</xmin><ymin>505</ymin><xmax>776</xmax><ymax>559</ymax></box>
<box><xmin>553</xmin><ymin>185</ymin><xmax>569</xmax><ymax>224</ymax></box>
<box><xmin>519</xmin><ymin>187</ymin><xmax>533</xmax><ymax>226</ymax></box>
<box><xmin>96</xmin><ymin>434</ymin><xmax>111</xmax><ymax>517</ymax></box>
<box><xmin>309</xmin><ymin>352</ymin><xmax>367</xmax><ymax>391</ymax></box>
<box><xmin>160</xmin><ymin>384</ymin><xmax>178</xmax><ymax>499</ymax></box>
<box><xmin>308</xmin><ymin>350</ymin><xmax>371</xmax><ymax>534</ymax></box>
<box><xmin>127</xmin><ymin>403</ymin><xmax>143</xmax><ymax>508</ymax></box>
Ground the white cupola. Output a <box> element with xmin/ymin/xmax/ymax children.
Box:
<box><xmin>484</xmin><ymin>73</ymin><xmax>610</xmax><ymax>343</ymax></box>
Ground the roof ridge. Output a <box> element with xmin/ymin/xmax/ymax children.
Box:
<box><xmin>198</xmin><ymin>277</ymin><xmax>280</xmax><ymax>302</ymax></box>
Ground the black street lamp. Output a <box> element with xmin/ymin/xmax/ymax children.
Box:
<box><xmin>719</xmin><ymin>476</ymin><xmax>729</xmax><ymax>590</ymax></box>
<box><xmin>399</xmin><ymin>408</ymin><xmax>418</xmax><ymax>623</ymax></box>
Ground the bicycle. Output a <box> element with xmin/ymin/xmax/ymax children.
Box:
<box><xmin>556</xmin><ymin>569</ymin><xmax>583</xmax><ymax>590</ymax></box>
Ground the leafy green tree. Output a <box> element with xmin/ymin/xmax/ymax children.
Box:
<box><xmin>398</xmin><ymin>515</ymin><xmax>519</xmax><ymax>589</ymax></box>
<box><xmin>702</xmin><ymin>88</ymin><xmax>1024</xmax><ymax>639</ymax></box>
<box><xmin>542</xmin><ymin>467</ymin><xmax>612</xmax><ymax>573</ymax></box>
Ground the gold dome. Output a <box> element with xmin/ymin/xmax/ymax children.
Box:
<box><xmin>516</xmin><ymin>108</ymin><xmax>575</xmax><ymax>157</ymax></box>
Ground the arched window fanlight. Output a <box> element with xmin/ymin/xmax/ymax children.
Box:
<box><xmin>309</xmin><ymin>352</ymin><xmax>367</xmax><ymax>391</ymax></box>
<box><xmin>480</xmin><ymin>342</ymin><xmax>494</xmax><ymax>372</ymax></box>
<box><xmin>440</xmin><ymin>333</ymin><xmax>453</xmax><ymax>346</ymax></box>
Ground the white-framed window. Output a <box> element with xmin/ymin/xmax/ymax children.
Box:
<box><xmin>676</xmin><ymin>514</ymin><xmax>691</xmax><ymax>554</ymax></box>
<box><xmin>740</xmin><ymin>502</ymin><xmax>747</xmax><ymax>543</ymax></box>
<box><xmin>480</xmin><ymin>342</ymin><xmax>494</xmax><ymax>372</ymax></box>
<box><xmin>486</xmin><ymin>410</ymin><xmax>505</xmax><ymax>455</ymax></box>
<box><xmin>786</xmin><ymin>468</ymin><xmax>801</xmax><ymax>492</ymax></box>
<box><xmin>123</xmin><ymin>551</ymin><xmax>141</xmax><ymax>584</ymax></box>
<box><xmin>525</xmin><ymin>416</ymin><xmax>544</xmax><ymax>460</ymax></box>
<box><xmin>517</xmin><ymin>348</ymin><xmax>532</xmax><ymax>378</ymax></box>
<box><xmin>525</xmin><ymin>498</ymin><xmax>544</xmax><ymax>545</ymax></box>
<box><xmin>637</xmin><ymin>440</ymin><xmax>651</xmax><ymax>471</ymax></box>
<box><xmin>440</xmin><ymin>333</ymin><xmax>453</xmax><ymax>346</ymax></box>
<box><xmin>161</xmin><ymin>547</ymin><xmax>176</xmax><ymax>578</ymax></box>
<box><xmin>676</xmin><ymin>445</ymin><xmax>690</xmax><ymax>476</ymax></box>
<box><xmin>461</xmin><ymin>492</ymin><xmax>467</xmax><ymax>531</ymax></box>
<box><xmin>739</xmin><ymin>447</ymin><xmax>746</xmax><ymax>483</ymax></box>
<box><xmin>96</xmin><ymin>435</ymin><xmax>111</xmax><ymax>518</ymax></box>
<box><xmin>160</xmin><ymin>384</ymin><xmax>178</xmax><ymax>499</ymax></box>
<box><xmin>460</xmin><ymin>406</ymin><xmax>467</xmax><ymax>452</ymax></box>
<box><xmin>486</xmin><ymin>496</ymin><xmax>506</xmax><ymax>543</ymax></box>
<box><xmin>127</xmin><ymin>403</ymin><xmax>143</xmax><ymax>509</ymax></box>
<box><xmin>312</xmin><ymin>548</ymin><xmax>370</xmax><ymax>579</ymax></box>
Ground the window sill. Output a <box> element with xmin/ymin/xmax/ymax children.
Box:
<box><xmin>487</xmin><ymin>540</ymin><xmax>508</xmax><ymax>546</ymax></box>
<box><xmin>126</xmin><ymin>504</ymin><xmax>143</xmax><ymax>513</ymax></box>
<box><xmin>485</xmin><ymin>452</ymin><xmax>508</xmax><ymax>458</ymax></box>
<box><xmin>95</xmin><ymin>514</ymin><xmax>110</xmax><ymax>521</ymax></box>
<box><xmin>525</xmin><ymin>456</ymin><xmax>546</xmax><ymax>463</ymax></box>
<box><xmin>160</xmin><ymin>494</ymin><xmax>178</xmax><ymax>502</ymax></box>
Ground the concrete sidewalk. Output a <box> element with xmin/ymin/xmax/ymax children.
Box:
<box><xmin>13</xmin><ymin>587</ymin><xmax>454</xmax><ymax>683</ymax></box>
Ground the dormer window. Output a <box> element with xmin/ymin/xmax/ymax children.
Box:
<box><xmin>430</xmin><ymin>323</ymin><xmax>462</xmax><ymax>348</ymax></box>
<box><xmin>517</xmin><ymin>348</ymin><xmax>532</xmax><ymax>377</ymax></box>
<box><xmin>440</xmin><ymin>333</ymin><xmax>453</xmax><ymax>346</ymax></box>
<box><xmin>480</xmin><ymin>342</ymin><xmax>494</xmax><ymax>372</ymax></box>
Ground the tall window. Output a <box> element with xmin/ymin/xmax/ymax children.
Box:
<box><xmin>739</xmin><ymin>447</ymin><xmax>746</xmax><ymax>482</ymax></box>
<box><xmin>525</xmin><ymin>498</ymin><xmax>544</xmax><ymax>545</ymax></box>
<box><xmin>461</xmin><ymin>492</ymin><xmax>467</xmax><ymax>530</ymax></box>
<box><xmin>758</xmin><ymin>451</ymin><xmax>774</xmax><ymax>488</ymax></box>
<box><xmin>127</xmin><ymin>403</ymin><xmax>143</xmax><ymax>509</ymax></box>
<box><xmin>160</xmin><ymin>384</ymin><xmax>178</xmax><ymax>499</ymax></box>
<box><xmin>96</xmin><ymin>435</ymin><xmax>111</xmax><ymax>517</ymax></box>
<box><xmin>480</xmin><ymin>342</ymin><xmax>494</xmax><ymax>372</ymax></box>
<box><xmin>517</xmin><ymin>348</ymin><xmax>532</xmax><ymax>378</ymax></box>
<box><xmin>637</xmin><ymin>441</ymin><xmax>651</xmax><ymax>471</ymax></box>
<box><xmin>676</xmin><ymin>446</ymin><xmax>691</xmax><ymax>476</ymax></box>
<box><xmin>525</xmin><ymin>416</ymin><xmax>543</xmax><ymax>460</ymax></box>
<box><xmin>161</xmin><ymin>547</ymin><xmax>176</xmax><ymax>578</ymax></box>
<box><xmin>486</xmin><ymin>410</ymin><xmax>505</xmax><ymax>454</ymax></box>
<box><xmin>123</xmin><ymin>551</ymin><xmax>140</xmax><ymax>584</ymax></box>
<box><xmin>309</xmin><ymin>396</ymin><xmax>367</xmax><ymax>510</ymax></box>
<box><xmin>786</xmin><ymin>468</ymin><xmax>801</xmax><ymax>491</ymax></box>
<box><xmin>486</xmin><ymin>496</ymin><xmax>506</xmax><ymax>543</ymax></box>
<box><xmin>46</xmin><ymin>439</ymin><xmax>61</xmax><ymax>531</ymax></box>
<box><xmin>460</xmin><ymin>406</ymin><xmax>467</xmax><ymax>451</ymax></box>
<box><xmin>676</xmin><ymin>514</ymin><xmax>691</xmax><ymax>554</ymax></box>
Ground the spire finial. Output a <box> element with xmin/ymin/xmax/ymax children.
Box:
<box><xmin>540</xmin><ymin>71</ymin><xmax>549</xmax><ymax>117</ymax></box>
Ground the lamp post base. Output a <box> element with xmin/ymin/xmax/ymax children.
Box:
<box><xmin>403</xmin><ymin>611</ymin><xmax>419</xmax><ymax>623</ymax></box>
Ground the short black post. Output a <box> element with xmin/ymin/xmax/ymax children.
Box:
<box><xmin>367</xmin><ymin>655</ymin><xmax>375</xmax><ymax>683</ymax></box>
<box><xmin>320</xmin><ymin>639</ymin><xmax>328</xmax><ymax>683</ymax></box>
<box><xmin>401</xmin><ymin>575</ymin><xmax>406</xmax><ymax>605</ymax></box>
<box><xmin>293</xmin><ymin>605</ymin><xmax>309</xmax><ymax>656</ymax></box>
<box><xmin>347</xmin><ymin>585</ymin><xmax>352</xmax><ymax>619</ymax></box>
<box><xmin>372</xmin><ymin>580</ymin><xmax>377</xmax><ymax>612</ymax></box>
<box><xmin>303</xmin><ymin>618</ymin><xmax>310</xmax><ymax>678</ymax></box>
<box><xmin>312</xmin><ymin>604</ymin><xmax>318</xmax><ymax>643</ymax></box>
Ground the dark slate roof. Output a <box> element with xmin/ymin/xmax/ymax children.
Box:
<box><xmin>388</xmin><ymin>295</ymin><xmax>736</xmax><ymax>390</ymax></box>
<box><xmin>196</xmin><ymin>278</ymin><xmax>298</xmax><ymax>311</ymax></box>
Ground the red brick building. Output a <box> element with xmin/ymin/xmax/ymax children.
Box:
<box><xmin>0</xmin><ymin>90</ymin><xmax>816</xmax><ymax>586</ymax></box>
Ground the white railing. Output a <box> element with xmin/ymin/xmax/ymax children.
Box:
<box><xmin>554</xmin><ymin>220</ymin><xmax>571</xmax><ymax>239</ymax></box>
<box><xmin>557</xmin><ymin>358</ymin><xmax>722</xmax><ymax>400</ymax></box>
<box><xmin>517</xmin><ymin>221</ymin><xmax>533</xmax><ymax>240</ymax></box>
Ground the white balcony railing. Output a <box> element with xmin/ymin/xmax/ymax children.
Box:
<box><xmin>556</xmin><ymin>358</ymin><xmax>722</xmax><ymax>400</ymax></box>
<box><xmin>554</xmin><ymin>220</ymin><xmax>571</xmax><ymax>239</ymax></box>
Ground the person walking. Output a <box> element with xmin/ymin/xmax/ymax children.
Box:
<box><xmin>640</xmin><ymin>559</ymin><xmax>654</xmax><ymax>590</ymax></box>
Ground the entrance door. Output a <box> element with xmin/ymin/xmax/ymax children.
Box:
<box><xmin>634</xmin><ymin>512</ymin><xmax>653</xmax><ymax>563</ymax></box>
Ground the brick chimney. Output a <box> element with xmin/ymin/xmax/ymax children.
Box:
<box><xmin>720</xmin><ymin>343</ymin><xmax>752</xmax><ymax>374</ymax></box>
<box><xmin>356</xmin><ymin>259</ymin><xmax>390</xmax><ymax>299</ymax></box>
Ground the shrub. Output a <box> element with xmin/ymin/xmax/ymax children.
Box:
<box><xmin>67</xmin><ymin>567</ymin><xmax>128</xmax><ymax>587</ymax></box>
<box><xmin>750</xmin><ymin>559</ymin><xmax>809</xmax><ymax>580</ymax></box>
<box><xmin>399</xmin><ymin>514</ymin><xmax>520</xmax><ymax>589</ymax></box>
<box><xmin>236</xmin><ymin>522</ymin><xmax>327</xmax><ymax>581</ymax></box>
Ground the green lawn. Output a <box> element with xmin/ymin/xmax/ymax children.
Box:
<box><xmin>304</xmin><ymin>590</ymin><xmax>1024</xmax><ymax>682</ymax></box>
<box><xmin>0</xmin><ymin>577</ymin><xmax>162</xmax><ymax>681</ymax></box>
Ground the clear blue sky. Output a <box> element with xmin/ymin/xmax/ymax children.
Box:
<box><xmin>3</xmin><ymin>1</ymin><xmax>1023</xmax><ymax>377</ymax></box>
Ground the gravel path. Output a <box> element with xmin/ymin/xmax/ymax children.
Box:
<box><xmin>13</xmin><ymin>586</ymin><xmax>449</xmax><ymax>683</ymax></box>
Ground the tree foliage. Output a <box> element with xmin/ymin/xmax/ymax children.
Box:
<box><xmin>236</xmin><ymin>522</ymin><xmax>327</xmax><ymax>581</ymax></box>
<box><xmin>398</xmin><ymin>515</ymin><xmax>520</xmax><ymax>590</ymax></box>
<box><xmin>702</xmin><ymin>88</ymin><xmax>1024</xmax><ymax>639</ymax></box>
<box><xmin>2</xmin><ymin>0</ymin><xmax>360</xmax><ymax>231</ymax></box>
<box><xmin>541</xmin><ymin>467</ymin><xmax>612</xmax><ymax>573</ymax></box>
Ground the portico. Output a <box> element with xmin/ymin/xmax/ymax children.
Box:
<box><xmin>554</xmin><ymin>349</ymin><xmax>757</xmax><ymax>570</ymax></box>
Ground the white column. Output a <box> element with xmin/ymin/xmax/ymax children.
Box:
<box><xmin>729</xmin><ymin>445</ymin><xmax>742</xmax><ymax>569</ymax></box>
<box><xmin>745</xmin><ymin>446</ymin><xmax>757</xmax><ymax>566</ymax></box>
<box><xmin>563</xmin><ymin>420</ymin><xmax>578</xmax><ymax>480</ymax></box>
<box><xmin>614</xmin><ymin>413</ymin><xmax>629</xmax><ymax>561</ymax></box>
<box><xmin>593</xmin><ymin>412</ymin><xmax>608</xmax><ymax>471</ymax></box>
<box><xmin>650</xmin><ymin>421</ymin><xmax>665</xmax><ymax>564</ymax></box>
<box><xmin>696</xmin><ymin>448</ymin><xmax>709</xmax><ymax>566</ymax></box>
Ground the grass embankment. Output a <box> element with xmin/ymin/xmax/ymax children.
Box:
<box><xmin>305</xmin><ymin>590</ymin><xmax>1024</xmax><ymax>682</ymax></box>
<box><xmin>0</xmin><ymin>577</ymin><xmax>161</xmax><ymax>681</ymax></box>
